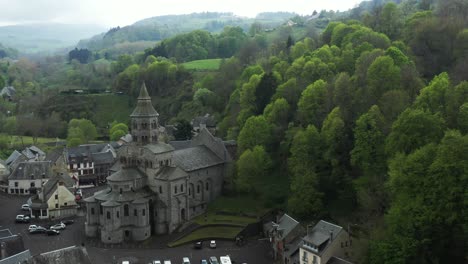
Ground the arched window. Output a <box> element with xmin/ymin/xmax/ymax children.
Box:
<box><xmin>181</xmin><ymin>184</ymin><xmax>184</xmax><ymax>192</ymax></box>
<box><xmin>159</xmin><ymin>186</ymin><xmax>162</xmax><ymax>194</ymax></box>
<box><xmin>197</xmin><ymin>184</ymin><xmax>200</xmax><ymax>194</ymax></box>
<box><xmin>205</xmin><ymin>182</ymin><xmax>209</xmax><ymax>191</ymax></box>
<box><xmin>124</xmin><ymin>204</ymin><xmax>129</xmax><ymax>216</ymax></box>
<box><xmin>30</xmin><ymin>182</ymin><xmax>35</xmax><ymax>187</ymax></box>
<box><xmin>116</xmin><ymin>211</ymin><xmax>120</xmax><ymax>218</ymax></box>
<box><xmin>174</xmin><ymin>185</ymin><xmax>178</xmax><ymax>194</ymax></box>
<box><xmin>106</xmin><ymin>211</ymin><xmax>110</xmax><ymax>219</ymax></box>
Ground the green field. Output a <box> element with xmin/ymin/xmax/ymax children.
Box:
<box><xmin>168</xmin><ymin>226</ymin><xmax>242</xmax><ymax>247</ymax></box>
<box><xmin>182</xmin><ymin>59</ymin><xmax>222</xmax><ymax>71</ymax></box>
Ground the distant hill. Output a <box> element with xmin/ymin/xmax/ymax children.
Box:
<box><xmin>78</xmin><ymin>12</ymin><xmax>297</xmax><ymax>52</ymax></box>
<box><xmin>0</xmin><ymin>23</ymin><xmax>107</xmax><ymax>54</ymax></box>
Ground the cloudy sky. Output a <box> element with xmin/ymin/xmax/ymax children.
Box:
<box><xmin>0</xmin><ymin>0</ymin><xmax>363</xmax><ymax>27</ymax></box>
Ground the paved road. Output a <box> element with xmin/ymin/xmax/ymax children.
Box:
<box><xmin>0</xmin><ymin>190</ymin><xmax>273</xmax><ymax>264</ymax></box>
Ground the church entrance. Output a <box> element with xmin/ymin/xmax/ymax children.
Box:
<box><xmin>149</xmin><ymin>199</ymin><xmax>155</xmax><ymax>235</ymax></box>
<box><xmin>181</xmin><ymin>208</ymin><xmax>186</xmax><ymax>222</ymax></box>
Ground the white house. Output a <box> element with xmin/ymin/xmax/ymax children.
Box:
<box><xmin>8</xmin><ymin>161</ymin><xmax>51</xmax><ymax>195</ymax></box>
<box><xmin>29</xmin><ymin>172</ymin><xmax>77</xmax><ymax>219</ymax></box>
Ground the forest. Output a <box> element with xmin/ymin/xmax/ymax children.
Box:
<box><xmin>0</xmin><ymin>0</ymin><xmax>467</xmax><ymax>262</ymax></box>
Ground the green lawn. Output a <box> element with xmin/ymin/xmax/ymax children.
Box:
<box><xmin>168</xmin><ymin>226</ymin><xmax>242</xmax><ymax>247</ymax></box>
<box><xmin>92</xmin><ymin>94</ymin><xmax>132</xmax><ymax>126</ymax></box>
<box><xmin>192</xmin><ymin>213</ymin><xmax>258</xmax><ymax>226</ymax></box>
<box><xmin>182</xmin><ymin>59</ymin><xmax>222</xmax><ymax>71</ymax></box>
<box><xmin>207</xmin><ymin>195</ymin><xmax>270</xmax><ymax>216</ymax></box>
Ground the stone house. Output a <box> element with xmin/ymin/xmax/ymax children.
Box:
<box><xmin>29</xmin><ymin>171</ymin><xmax>77</xmax><ymax>220</ymax></box>
<box><xmin>265</xmin><ymin>214</ymin><xmax>305</xmax><ymax>262</ymax></box>
<box><xmin>7</xmin><ymin>161</ymin><xmax>51</xmax><ymax>195</ymax></box>
<box><xmin>84</xmin><ymin>83</ymin><xmax>232</xmax><ymax>243</ymax></box>
<box><xmin>5</xmin><ymin>146</ymin><xmax>46</xmax><ymax>172</ymax></box>
<box><xmin>299</xmin><ymin>220</ymin><xmax>353</xmax><ymax>264</ymax></box>
<box><xmin>66</xmin><ymin>143</ymin><xmax>117</xmax><ymax>186</ymax></box>
<box><xmin>191</xmin><ymin>114</ymin><xmax>216</xmax><ymax>135</ymax></box>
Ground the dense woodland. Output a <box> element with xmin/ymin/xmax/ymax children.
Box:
<box><xmin>0</xmin><ymin>0</ymin><xmax>467</xmax><ymax>262</ymax></box>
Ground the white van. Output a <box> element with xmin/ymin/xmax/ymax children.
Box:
<box><xmin>219</xmin><ymin>256</ymin><xmax>232</xmax><ymax>264</ymax></box>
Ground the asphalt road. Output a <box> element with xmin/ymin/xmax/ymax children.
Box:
<box><xmin>0</xmin><ymin>190</ymin><xmax>273</xmax><ymax>264</ymax></box>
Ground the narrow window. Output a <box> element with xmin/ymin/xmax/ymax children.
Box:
<box><xmin>116</xmin><ymin>211</ymin><xmax>120</xmax><ymax>218</ymax></box>
<box><xmin>55</xmin><ymin>204</ymin><xmax>58</xmax><ymax>208</ymax></box>
<box><xmin>107</xmin><ymin>211</ymin><xmax>110</xmax><ymax>219</ymax></box>
<box><xmin>124</xmin><ymin>204</ymin><xmax>129</xmax><ymax>216</ymax></box>
<box><xmin>206</xmin><ymin>182</ymin><xmax>209</xmax><ymax>190</ymax></box>
<box><xmin>91</xmin><ymin>208</ymin><xmax>95</xmax><ymax>215</ymax></box>
<box><xmin>143</xmin><ymin>209</ymin><xmax>146</xmax><ymax>216</ymax></box>
<box><xmin>134</xmin><ymin>209</ymin><xmax>137</xmax><ymax>216</ymax></box>
<box><xmin>159</xmin><ymin>186</ymin><xmax>162</xmax><ymax>194</ymax></box>
<box><xmin>55</xmin><ymin>194</ymin><xmax>58</xmax><ymax>199</ymax></box>
<box><xmin>181</xmin><ymin>184</ymin><xmax>184</xmax><ymax>192</ymax></box>
<box><xmin>174</xmin><ymin>185</ymin><xmax>177</xmax><ymax>194</ymax></box>
<box><xmin>197</xmin><ymin>185</ymin><xmax>200</xmax><ymax>193</ymax></box>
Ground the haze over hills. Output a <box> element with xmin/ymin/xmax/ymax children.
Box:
<box><xmin>0</xmin><ymin>23</ymin><xmax>107</xmax><ymax>54</ymax></box>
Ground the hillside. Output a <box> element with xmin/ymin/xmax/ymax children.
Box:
<box><xmin>0</xmin><ymin>23</ymin><xmax>107</xmax><ymax>54</ymax></box>
<box><xmin>78</xmin><ymin>12</ymin><xmax>297</xmax><ymax>52</ymax></box>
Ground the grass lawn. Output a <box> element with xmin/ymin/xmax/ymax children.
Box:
<box><xmin>168</xmin><ymin>226</ymin><xmax>242</xmax><ymax>247</ymax></box>
<box><xmin>207</xmin><ymin>195</ymin><xmax>270</xmax><ymax>216</ymax></box>
<box><xmin>92</xmin><ymin>94</ymin><xmax>132</xmax><ymax>125</ymax></box>
<box><xmin>6</xmin><ymin>135</ymin><xmax>61</xmax><ymax>146</ymax></box>
<box><xmin>182</xmin><ymin>59</ymin><xmax>222</xmax><ymax>71</ymax></box>
<box><xmin>192</xmin><ymin>213</ymin><xmax>258</xmax><ymax>226</ymax></box>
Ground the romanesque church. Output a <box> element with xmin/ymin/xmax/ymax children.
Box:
<box><xmin>84</xmin><ymin>83</ymin><xmax>232</xmax><ymax>243</ymax></box>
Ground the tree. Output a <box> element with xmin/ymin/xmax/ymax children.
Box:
<box><xmin>386</xmin><ymin>108</ymin><xmax>446</xmax><ymax>156</ymax></box>
<box><xmin>289</xmin><ymin>125</ymin><xmax>322</xmax><ymax>176</ymax></box>
<box><xmin>237</xmin><ymin>115</ymin><xmax>272</xmax><ymax>153</ymax></box>
<box><xmin>297</xmin><ymin>80</ymin><xmax>330</xmax><ymax>128</ymax></box>
<box><xmin>0</xmin><ymin>75</ymin><xmax>4</xmax><ymax>89</ymax></box>
<box><xmin>173</xmin><ymin>119</ymin><xmax>193</xmax><ymax>140</ymax></box>
<box><xmin>263</xmin><ymin>98</ymin><xmax>290</xmax><ymax>130</ymax></box>
<box><xmin>236</xmin><ymin>146</ymin><xmax>272</xmax><ymax>193</ymax></box>
<box><xmin>254</xmin><ymin>72</ymin><xmax>278</xmax><ymax>115</ymax></box>
<box><xmin>458</xmin><ymin>102</ymin><xmax>468</xmax><ymax>133</ymax></box>
<box><xmin>376</xmin><ymin>2</ymin><xmax>403</xmax><ymax>39</ymax></box>
<box><xmin>371</xmin><ymin>131</ymin><xmax>468</xmax><ymax>263</ymax></box>
<box><xmin>109</xmin><ymin>122</ymin><xmax>128</xmax><ymax>141</ymax></box>
<box><xmin>287</xmin><ymin>170</ymin><xmax>323</xmax><ymax>220</ymax></box>
<box><xmin>67</xmin><ymin>119</ymin><xmax>97</xmax><ymax>146</ymax></box>
<box><xmin>367</xmin><ymin>56</ymin><xmax>401</xmax><ymax>104</ymax></box>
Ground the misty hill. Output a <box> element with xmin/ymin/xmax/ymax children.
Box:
<box><xmin>0</xmin><ymin>23</ymin><xmax>107</xmax><ymax>54</ymax></box>
<box><xmin>78</xmin><ymin>12</ymin><xmax>298</xmax><ymax>51</ymax></box>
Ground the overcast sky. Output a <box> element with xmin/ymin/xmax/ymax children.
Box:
<box><xmin>0</xmin><ymin>0</ymin><xmax>363</xmax><ymax>27</ymax></box>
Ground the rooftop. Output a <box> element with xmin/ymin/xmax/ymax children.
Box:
<box><xmin>130</xmin><ymin>83</ymin><xmax>159</xmax><ymax>117</ymax></box>
<box><xmin>173</xmin><ymin>145</ymin><xmax>223</xmax><ymax>172</ymax></box>
<box><xmin>107</xmin><ymin>168</ymin><xmax>145</xmax><ymax>182</ymax></box>
<box><xmin>8</xmin><ymin>161</ymin><xmax>51</xmax><ymax>180</ymax></box>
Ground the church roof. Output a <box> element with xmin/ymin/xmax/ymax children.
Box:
<box><xmin>107</xmin><ymin>168</ymin><xmax>145</xmax><ymax>182</ymax></box>
<box><xmin>144</xmin><ymin>143</ymin><xmax>174</xmax><ymax>154</ymax></box>
<box><xmin>155</xmin><ymin>166</ymin><xmax>188</xmax><ymax>180</ymax></box>
<box><xmin>173</xmin><ymin>145</ymin><xmax>224</xmax><ymax>171</ymax></box>
<box><xmin>130</xmin><ymin>83</ymin><xmax>159</xmax><ymax>117</ymax></box>
<box><xmin>92</xmin><ymin>186</ymin><xmax>155</xmax><ymax>203</ymax></box>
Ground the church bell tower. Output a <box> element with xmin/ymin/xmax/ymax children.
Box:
<box><xmin>130</xmin><ymin>83</ymin><xmax>160</xmax><ymax>145</ymax></box>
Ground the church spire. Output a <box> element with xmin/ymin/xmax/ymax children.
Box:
<box><xmin>130</xmin><ymin>83</ymin><xmax>159</xmax><ymax>117</ymax></box>
<box><xmin>130</xmin><ymin>83</ymin><xmax>161</xmax><ymax>145</ymax></box>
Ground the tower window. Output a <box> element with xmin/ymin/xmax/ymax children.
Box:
<box><xmin>159</xmin><ymin>186</ymin><xmax>162</xmax><ymax>194</ymax></box>
<box><xmin>174</xmin><ymin>185</ymin><xmax>177</xmax><ymax>194</ymax></box>
<box><xmin>124</xmin><ymin>204</ymin><xmax>129</xmax><ymax>216</ymax></box>
<box><xmin>107</xmin><ymin>211</ymin><xmax>111</xmax><ymax>219</ymax></box>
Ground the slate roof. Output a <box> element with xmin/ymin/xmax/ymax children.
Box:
<box><xmin>155</xmin><ymin>166</ymin><xmax>188</xmax><ymax>180</ymax></box>
<box><xmin>92</xmin><ymin>186</ymin><xmax>155</xmax><ymax>203</ymax></box>
<box><xmin>173</xmin><ymin>145</ymin><xmax>223</xmax><ymax>172</ymax></box>
<box><xmin>0</xmin><ymin>86</ymin><xmax>16</xmax><ymax>97</ymax></box>
<box><xmin>5</xmin><ymin>150</ymin><xmax>22</xmax><ymax>166</ymax></box>
<box><xmin>130</xmin><ymin>83</ymin><xmax>159</xmax><ymax>117</ymax></box>
<box><xmin>41</xmin><ymin>173</ymin><xmax>75</xmax><ymax>202</ymax></box>
<box><xmin>91</xmin><ymin>151</ymin><xmax>114</xmax><ymax>164</ymax></box>
<box><xmin>107</xmin><ymin>168</ymin><xmax>145</xmax><ymax>182</ymax></box>
<box><xmin>327</xmin><ymin>257</ymin><xmax>354</xmax><ymax>264</ymax></box>
<box><xmin>8</xmin><ymin>161</ymin><xmax>51</xmax><ymax>180</ymax></box>
<box><xmin>168</xmin><ymin>140</ymin><xmax>191</xmax><ymax>150</ymax></box>
<box><xmin>302</xmin><ymin>220</ymin><xmax>344</xmax><ymax>256</ymax></box>
<box><xmin>144</xmin><ymin>143</ymin><xmax>174</xmax><ymax>154</ymax></box>
<box><xmin>26</xmin><ymin>246</ymin><xmax>92</xmax><ymax>264</ymax></box>
<box><xmin>109</xmin><ymin>162</ymin><xmax>121</xmax><ymax>172</ymax></box>
<box><xmin>274</xmin><ymin>214</ymin><xmax>300</xmax><ymax>240</ymax></box>
<box><xmin>28</xmin><ymin>146</ymin><xmax>45</xmax><ymax>156</ymax></box>
<box><xmin>119</xmin><ymin>133</ymin><xmax>133</xmax><ymax>143</ymax></box>
<box><xmin>0</xmin><ymin>231</ymin><xmax>27</xmax><ymax>260</ymax></box>
<box><xmin>45</xmin><ymin>149</ymin><xmax>63</xmax><ymax>164</ymax></box>
<box><xmin>191</xmin><ymin>114</ymin><xmax>216</xmax><ymax>128</ymax></box>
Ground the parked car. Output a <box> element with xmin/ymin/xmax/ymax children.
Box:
<box><xmin>50</xmin><ymin>223</ymin><xmax>66</xmax><ymax>230</ymax></box>
<box><xmin>28</xmin><ymin>225</ymin><xmax>39</xmax><ymax>231</ymax></box>
<box><xmin>163</xmin><ymin>261</ymin><xmax>171</xmax><ymax>264</ymax></box>
<box><xmin>151</xmin><ymin>261</ymin><xmax>161</xmax><ymax>264</ymax></box>
<box><xmin>182</xmin><ymin>257</ymin><xmax>190</xmax><ymax>264</ymax></box>
<box><xmin>45</xmin><ymin>229</ymin><xmax>60</xmax><ymax>236</ymax></box>
<box><xmin>21</xmin><ymin>204</ymin><xmax>30</xmax><ymax>211</ymax></box>
<box><xmin>61</xmin><ymin>219</ymin><xmax>74</xmax><ymax>225</ymax></box>
<box><xmin>194</xmin><ymin>241</ymin><xmax>203</xmax><ymax>249</ymax></box>
<box><xmin>15</xmin><ymin>215</ymin><xmax>30</xmax><ymax>223</ymax></box>
<box><xmin>209</xmin><ymin>240</ymin><xmax>216</xmax><ymax>248</ymax></box>
<box><xmin>200</xmin><ymin>260</ymin><xmax>208</xmax><ymax>264</ymax></box>
<box><xmin>29</xmin><ymin>227</ymin><xmax>47</xmax><ymax>234</ymax></box>
<box><xmin>209</xmin><ymin>257</ymin><xmax>218</xmax><ymax>264</ymax></box>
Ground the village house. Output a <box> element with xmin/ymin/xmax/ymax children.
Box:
<box><xmin>5</xmin><ymin>146</ymin><xmax>46</xmax><ymax>171</ymax></box>
<box><xmin>7</xmin><ymin>161</ymin><xmax>51</xmax><ymax>195</ymax></box>
<box><xmin>29</xmin><ymin>171</ymin><xmax>77</xmax><ymax>220</ymax></box>
<box><xmin>265</xmin><ymin>214</ymin><xmax>305</xmax><ymax>263</ymax></box>
<box><xmin>191</xmin><ymin>114</ymin><xmax>217</xmax><ymax>135</ymax></box>
<box><xmin>299</xmin><ymin>220</ymin><xmax>353</xmax><ymax>264</ymax></box>
<box><xmin>65</xmin><ymin>143</ymin><xmax>117</xmax><ymax>186</ymax></box>
<box><xmin>84</xmin><ymin>83</ymin><xmax>233</xmax><ymax>243</ymax></box>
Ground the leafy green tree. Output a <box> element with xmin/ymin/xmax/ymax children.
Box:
<box><xmin>67</xmin><ymin>118</ymin><xmax>97</xmax><ymax>145</ymax></box>
<box><xmin>237</xmin><ymin>115</ymin><xmax>272</xmax><ymax>153</ymax></box>
<box><xmin>386</xmin><ymin>108</ymin><xmax>446</xmax><ymax>156</ymax></box>
<box><xmin>333</xmin><ymin>72</ymin><xmax>353</xmax><ymax>122</ymax></box>
<box><xmin>367</xmin><ymin>55</ymin><xmax>401</xmax><ymax>104</ymax></box>
<box><xmin>287</xmin><ymin>170</ymin><xmax>323</xmax><ymax>220</ymax></box>
<box><xmin>289</xmin><ymin>125</ymin><xmax>322</xmax><ymax>176</ymax></box>
<box><xmin>67</xmin><ymin>127</ymin><xmax>85</xmax><ymax>147</ymax></box>
<box><xmin>274</xmin><ymin>78</ymin><xmax>301</xmax><ymax>107</ymax></box>
<box><xmin>0</xmin><ymin>75</ymin><xmax>5</xmax><ymax>89</ymax></box>
<box><xmin>458</xmin><ymin>102</ymin><xmax>468</xmax><ymax>133</ymax></box>
<box><xmin>3</xmin><ymin>116</ymin><xmax>16</xmax><ymax>135</ymax></box>
<box><xmin>236</xmin><ymin>146</ymin><xmax>272</xmax><ymax>193</ymax></box>
<box><xmin>371</xmin><ymin>131</ymin><xmax>468</xmax><ymax>264</ymax></box>
<box><xmin>254</xmin><ymin>72</ymin><xmax>278</xmax><ymax>114</ymax></box>
<box><xmin>376</xmin><ymin>2</ymin><xmax>403</xmax><ymax>40</ymax></box>
<box><xmin>378</xmin><ymin>89</ymin><xmax>411</xmax><ymax>124</ymax></box>
<box><xmin>415</xmin><ymin>72</ymin><xmax>450</xmax><ymax>114</ymax></box>
<box><xmin>263</xmin><ymin>98</ymin><xmax>290</xmax><ymax>131</ymax></box>
<box><xmin>297</xmin><ymin>80</ymin><xmax>330</xmax><ymax>128</ymax></box>
<box><xmin>109</xmin><ymin>122</ymin><xmax>128</xmax><ymax>141</ymax></box>
<box><xmin>173</xmin><ymin>119</ymin><xmax>193</xmax><ymax>140</ymax></box>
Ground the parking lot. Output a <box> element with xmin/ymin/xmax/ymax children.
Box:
<box><xmin>0</xmin><ymin>191</ymin><xmax>273</xmax><ymax>264</ymax></box>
